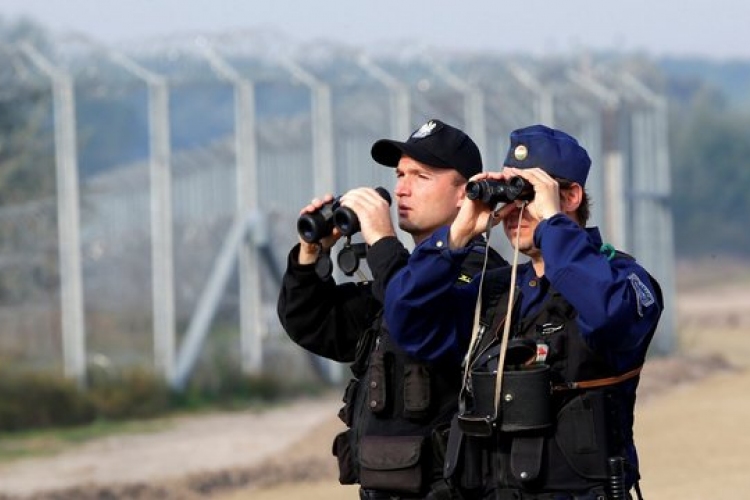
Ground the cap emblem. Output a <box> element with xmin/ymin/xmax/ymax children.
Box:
<box><xmin>411</xmin><ymin>120</ymin><xmax>437</xmax><ymax>139</ymax></box>
<box><xmin>514</xmin><ymin>144</ymin><xmax>528</xmax><ymax>161</ymax></box>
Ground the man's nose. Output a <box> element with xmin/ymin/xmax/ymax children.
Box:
<box><xmin>505</xmin><ymin>206</ymin><xmax>522</xmax><ymax>219</ymax></box>
<box><xmin>395</xmin><ymin>179</ymin><xmax>409</xmax><ymax>197</ymax></box>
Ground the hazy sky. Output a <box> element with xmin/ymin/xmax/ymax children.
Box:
<box><xmin>2</xmin><ymin>0</ymin><xmax>748</xmax><ymax>60</ymax></box>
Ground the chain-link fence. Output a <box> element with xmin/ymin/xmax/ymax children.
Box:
<box><xmin>0</xmin><ymin>34</ymin><xmax>676</xmax><ymax>387</ymax></box>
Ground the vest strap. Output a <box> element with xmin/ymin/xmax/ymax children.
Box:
<box><xmin>552</xmin><ymin>365</ymin><xmax>643</xmax><ymax>392</ymax></box>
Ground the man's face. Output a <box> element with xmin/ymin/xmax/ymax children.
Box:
<box><xmin>501</xmin><ymin>178</ymin><xmax>578</xmax><ymax>259</ymax></box>
<box><xmin>394</xmin><ymin>156</ymin><xmax>465</xmax><ymax>244</ymax></box>
<box><xmin>502</xmin><ymin>202</ymin><xmax>541</xmax><ymax>258</ymax></box>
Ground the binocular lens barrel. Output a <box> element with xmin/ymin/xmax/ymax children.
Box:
<box><xmin>297</xmin><ymin>187</ymin><xmax>391</xmax><ymax>243</ymax></box>
<box><xmin>297</xmin><ymin>209</ymin><xmax>335</xmax><ymax>244</ymax></box>
<box><xmin>332</xmin><ymin>207</ymin><xmax>360</xmax><ymax>237</ymax></box>
<box><xmin>465</xmin><ymin>177</ymin><xmax>534</xmax><ymax>206</ymax></box>
<box><xmin>297</xmin><ymin>196</ymin><xmax>340</xmax><ymax>244</ymax></box>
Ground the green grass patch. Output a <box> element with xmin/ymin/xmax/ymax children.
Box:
<box><xmin>0</xmin><ymin>362</ymin><xmax>327</xmax><ymax>463</ymax></box>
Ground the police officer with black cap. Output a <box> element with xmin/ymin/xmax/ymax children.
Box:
<box><xmin>383</xmin><ymin>125</ymin><xmax>663</xmax><ymax>499</ymax></box>
<box><xmin>277</xmin><ymin>119</ymin><xmax>507</xmax><ymax>499</ymax></box>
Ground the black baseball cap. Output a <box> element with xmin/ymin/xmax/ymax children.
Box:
<box><xmin>370</xmin><ymin>119</ymin><xmax>482</xmax><ymax>180</ymax></box>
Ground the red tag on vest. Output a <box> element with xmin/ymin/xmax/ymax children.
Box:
<box><xmin>536</xmin><ymin>343</ymin><xmax>549</xmax><ymax>363</ymax></box>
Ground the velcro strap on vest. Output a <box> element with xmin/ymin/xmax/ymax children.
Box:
<box><xmin>552</xmin><ymin>365</ymin><xmax>643</xmax><ymax>392</ymax></box>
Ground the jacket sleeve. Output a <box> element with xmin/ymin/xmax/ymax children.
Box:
<box><xmin>277</xmin><ymin>244</ymin><xmax>379</xmax><ymax>362</ymax></box>
<box><xmin>384</xmin><ymin>226</ymin><xmax>482</xmax><ymax>364</ymax></box>
<box><xmin>366</xmin><ymin>236</ymin><xmax>411</xmax><ymax>303</ymax></box>
<box><xmin>534</xmin><ymin>214</ymin><xmax>663</xmax><ymax>360</ymax></box>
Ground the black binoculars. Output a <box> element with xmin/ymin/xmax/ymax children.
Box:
<box><xmin>297</xmin><ymin>187</ymin><xmax>391</xmax><ymax>244</ymax></box>
<box><xmin>465</xmin><ymin>176</ymin><xmax>534</xmax><ymax>206</ymax></box>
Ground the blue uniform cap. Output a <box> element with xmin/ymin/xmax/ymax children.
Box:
<box><xmin>503</xmin><ymin>124</ymin><xmax>591</xmax><ymax>186</ymax></box>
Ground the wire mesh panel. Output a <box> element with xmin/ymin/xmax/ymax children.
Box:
<box><xmin>0</xmin><ymin>59</ymin><xmax>61</xmax><ymax>373</ymax></box>
<box><xmin>0</xmin><ymin>35</ymin><xmax>676</xmax><ymax>381</ymax></box>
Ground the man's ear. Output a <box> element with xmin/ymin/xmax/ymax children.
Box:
<box><xmin>456</xmin><ymin>178</ymin><xmax>468</xmax><ymax>208</ymax></box>
<box><xmin>457</xmin><ymin>188</ymin><xmax>467</xmax><ymax>207</ymax></box>
<box><xmin>560</xmin><ymin>183</ymin><xmax>583</xmax><ymax>213</ymax></box>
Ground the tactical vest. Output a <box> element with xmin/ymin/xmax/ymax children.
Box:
<box><xmin>333</xmin><ymin>245</ymin><xmax>502</xmax><ymax>498</ymax></box>
<box><xmin>447</xmin><ymin>264</ymin><xmax>662</xmax><ymax>497</ymax></box>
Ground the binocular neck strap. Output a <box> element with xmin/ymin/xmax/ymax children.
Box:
<box><xmin>491</xmin><ymin>203</ymin><xmax>526</xmax><ymax>416</ymax></box>
<box><xmin>458</xmin><ymin>214</ymin><xmax>500</xmax><ymax>413</ymax></box>
<box><xmin>460</xmin><ymin>204</ymin><xmax>527</xmax><ymax>421</ymax></box>
<box><xmin>461</xmin><ymin>215</ymin><xmax>495</xmax><ymax>395</ymax></box>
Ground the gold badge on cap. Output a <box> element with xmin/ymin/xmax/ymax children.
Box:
<box><xmin>514</xmin><ymin>144</ymin><xmax>528</xmax><ymax>161</ymax></box>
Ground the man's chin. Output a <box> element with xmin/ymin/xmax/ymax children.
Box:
<box><xmin>504</xmin><ymin>228</ymin><xmax>520</xmax><ymax>242</ymax></box>
<box><xmin>507</xmin><ymin>236</ymin><xmax>533</xmax><ymax>252</ymax></box>
<box><xmin>398</xmin><ymin>219</ymin><xmax>414</xmax><ymax>233</ymax></box>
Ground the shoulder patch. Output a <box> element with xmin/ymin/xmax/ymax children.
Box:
<box><xmin>628</xmin><ymin>272</ymin><xmax>655</xmax><ymax>317</ymax></box>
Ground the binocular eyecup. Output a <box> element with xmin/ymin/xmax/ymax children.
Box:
<box><xmin>297</xmin><ymin>187</ymin><xmax>391</xmax><ymax>244</ymax></box>
<box><xmin>465</xmin><ymin>177</ymin><xmax>534</xmax><ymax>206</ymax></box>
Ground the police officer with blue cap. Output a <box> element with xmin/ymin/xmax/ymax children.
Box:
<box><xmin>383</xmin><ymin>125</ymin><xmax>663</xmax><ymax>500</ymax></box>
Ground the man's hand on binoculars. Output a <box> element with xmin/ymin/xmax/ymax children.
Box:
<box><xmin>339</xmin><ymin>187</ymin><xmax>396</xmax><ymax>246</ymax></box>
<box><xmin>298</xmin><ymin>193</ymin><xmax>340</xmax><ymax>264</ymax></box>
<box><xmin>502</xmin><ymin>167</ymin><xmax>562</xmax><ymax>222</ymax></box>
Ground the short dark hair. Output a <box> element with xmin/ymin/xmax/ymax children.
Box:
<box><xmin>556</xmin><ymin>178</ymin><xmax>590</xmax><ymax>226</ymax></box>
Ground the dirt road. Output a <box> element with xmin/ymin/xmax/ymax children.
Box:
<box><xmin>0</xmin><ymin>278</ymin><xmax>748</xmax><ymax>499</ymax></box>
<box><xmin>0</xmin><ymin>395</ymin><xmax>342</xmax><ymax>499</ymax></box>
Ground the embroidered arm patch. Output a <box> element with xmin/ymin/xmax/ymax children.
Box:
<box><xmin>628</xmin><ymin>272</ymin><xmax>655</xmax><ymax>317</ymax></box>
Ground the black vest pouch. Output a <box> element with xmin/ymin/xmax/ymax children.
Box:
<box><xmin>332</xmin><ymin>429</ymin><xmax>358</xmax><ymax>485</ymax></box>
<box><xmin>338</xmin><ymin>378</ymin><xmax>360</xmax><ymax>426</ymax></box>
<box><xmin>499</xmin><ymin>364</ymin><xmax>552</xmax><ymax>433</ymax></box>
<box><xmin>359</xmin><ymin>435</ymin><xmax>427</xmax><ymax>495</ymax></box>
<box><xmin>510</xmin><ymin>435</ymin><xmax>545</xmax><ymax>484</ymax></box>
<box><xmin>554</xmin><ymin>390</ymin><xmax>610</xmax><ymax>480</ymax></box>
<box><xmin>368</xmin><ymin>349</ymin><xmax>387</xmax><ymax>414</ymax></box>
<box><xmin>403</xmin><ymin>362</ymin><xmax>431</xmax><ymax>420</ymax></box>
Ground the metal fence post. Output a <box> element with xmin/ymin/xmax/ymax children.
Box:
<box><xmin>620</xmin><ymin>73</ymin><xmax>676</xmax><ymax>356</ymax></box>
<box><xmin>356</xmin><ymin>54</ymin><xmax>413</xmax><ymax>245</ymax></box>
<box><xmin>107</xmin><ymin>51</ymin><xmax>176</xmax><ymax>380</ymax></box>
<box><xmin>279</xmin><ymin>58</ymin><xmax>341</xmax><ymax>383</ymax></box>
<box><xmin>428</xmin><ymin>60</ymin><xmax>487</xmax><ymax>158</ymax></box>
<box><xmin>197</xmin><ymin>42</ymin><xmax>264</xmax><ymax>376</ymax></box>
<box><xmin>507</xmin><ymin>63</ymin><xmax>555</xmax><ymax>126</ymax></box>
<box><xmin>19</xmin><ymin>42</ymin><xmax>87</xmax><ymax>386</ymax></box>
